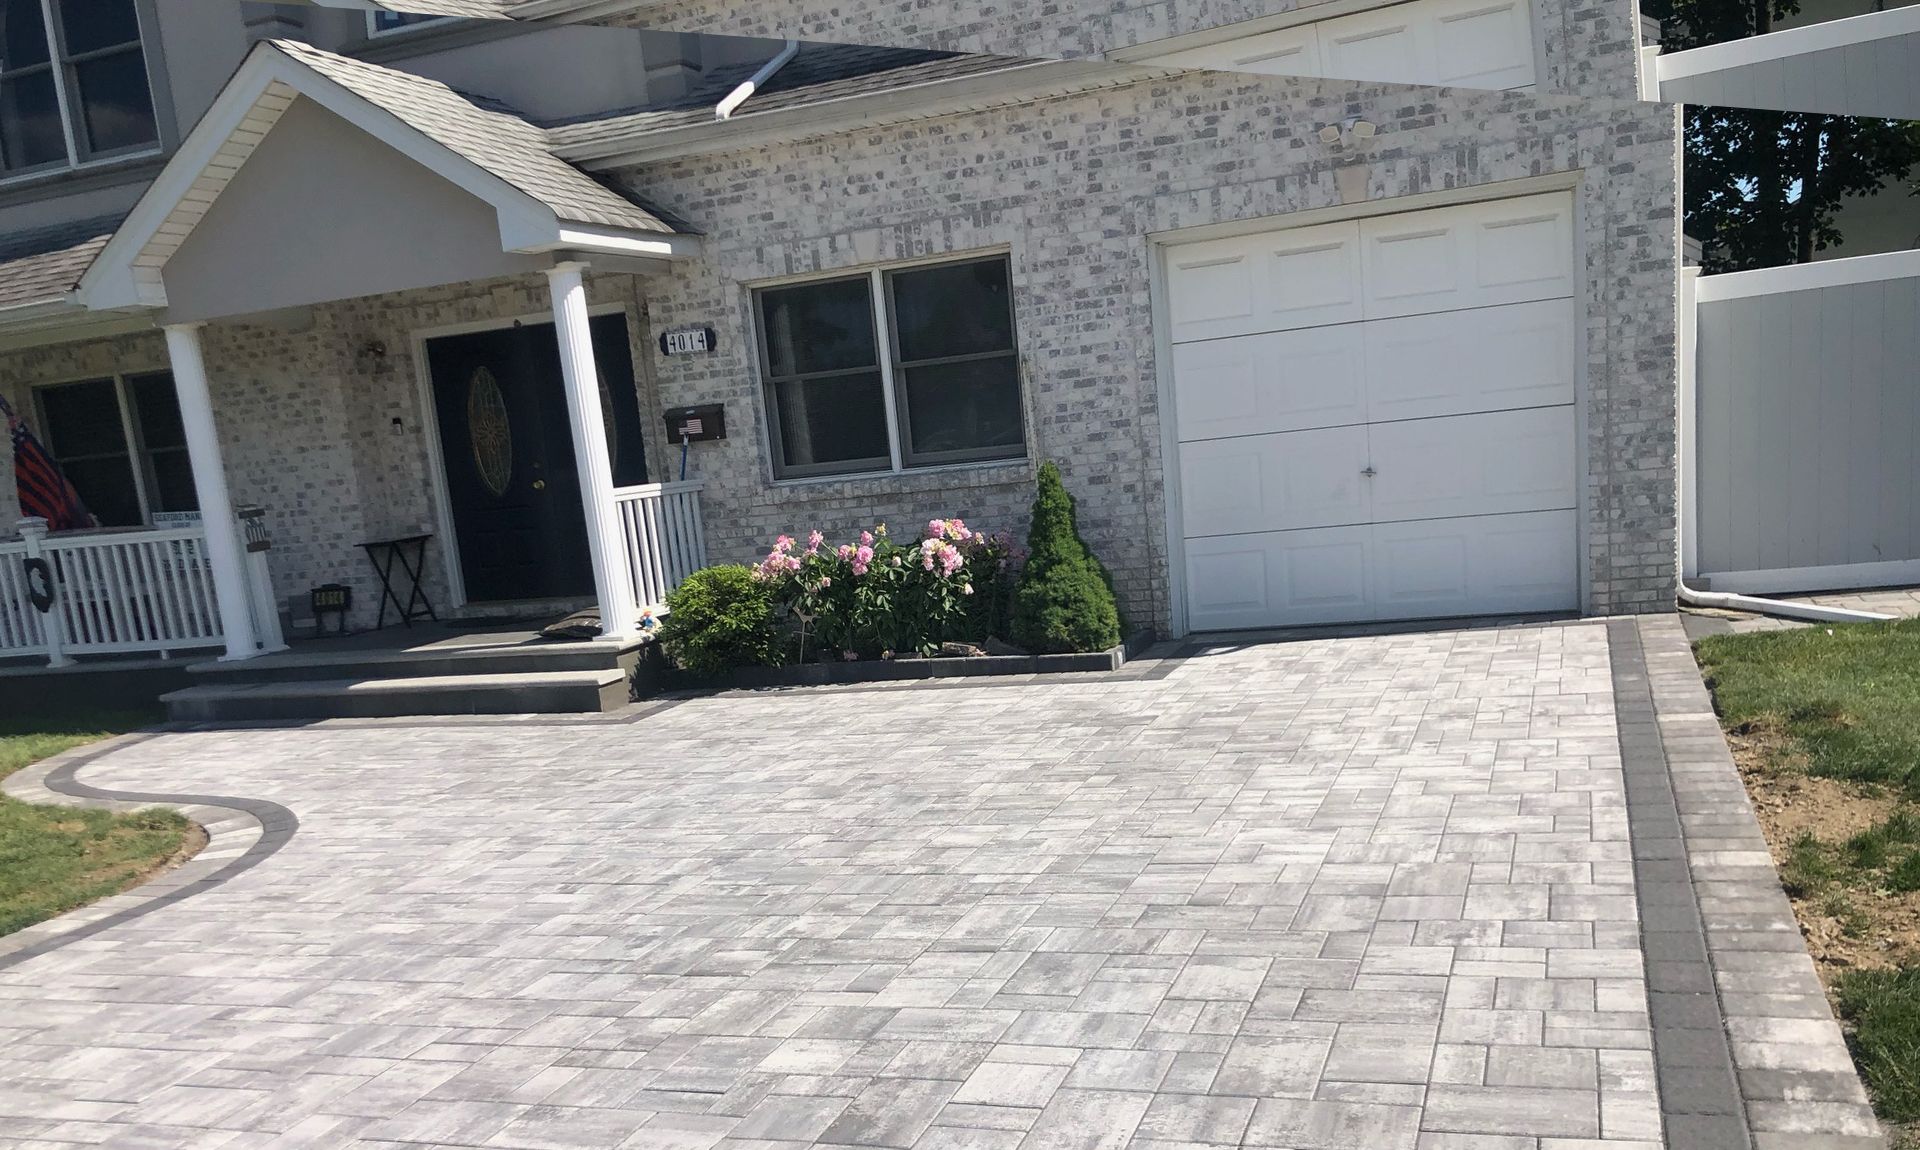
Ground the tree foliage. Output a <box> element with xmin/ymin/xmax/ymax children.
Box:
<box><xmin>1642</xmin><ymin>0</ymin><xmax>1920</xmax><ymax>270</ymax></box>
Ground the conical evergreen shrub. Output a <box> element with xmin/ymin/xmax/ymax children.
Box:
<box><xmin>1010</xmin><ymin>462</ymin><xmax>1123</xmax><ymax>653</ymax></box>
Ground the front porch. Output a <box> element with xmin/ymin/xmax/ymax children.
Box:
<box><xmin>0</xmin><ymin>37</ymin><xmax>716</xmax><ymax>705</ymax></box>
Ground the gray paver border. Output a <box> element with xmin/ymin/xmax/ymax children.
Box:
<box><xmin>1626</xmin><ymin>614</ymin><xmax>1885</xmax><ymax>1150</ymax></box>
<box><xmin>0</xmin><ymin>733</ymin><xmax>298</xmax><ymax>972</ymax></box>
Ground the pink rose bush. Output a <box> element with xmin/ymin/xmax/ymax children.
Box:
<box><xmin>749</xmin><ymin>517</ymin><xmax>1018</xmax><ymax>659</ymax></box>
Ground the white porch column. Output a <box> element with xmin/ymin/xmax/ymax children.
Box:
<box><xmin>163</xmin><ymin>322</ymin><xmax>259</xmax><ymax>661</ymax></box>
<box><xmin>545</xmin><ymin>262</ymin><xmax>639</xmax><ymax>638</ymax></box>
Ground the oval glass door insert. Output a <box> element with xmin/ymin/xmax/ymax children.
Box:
<box><xmin>467</xmin><ymin>367</ymin><xmax>513</xmax><ymax>498</ymax></box>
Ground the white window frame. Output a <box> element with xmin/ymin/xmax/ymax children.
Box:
<box><xmin>30</xmin><ymin>369</ymin><xmax>191</xmax><ymax>528</ymax></box>
<box><xmin>365</xmin><ymin>10</ymin><xmax>457</xmax><ymax>38</ymax></box>
<box><xmin>750</xmin><ymin>250</ymin><xmax>1029</xmax><ymax>483</ymax></box>
<box><xmin>0</xmin><ymin>0</ymin><xmax>164</xmax><ymax>184</ymax></box>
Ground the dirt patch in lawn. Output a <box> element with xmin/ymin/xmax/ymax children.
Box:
<box><xmin>1734</xmin><ymin>727</ymin><xmax>1920</xmax><ymax>975</ymax></box>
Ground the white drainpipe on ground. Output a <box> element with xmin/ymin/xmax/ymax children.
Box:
<box><xmin>716</xmin><ymin>40</ymin><xmax>800</xmax><ymax>120</ymax></box>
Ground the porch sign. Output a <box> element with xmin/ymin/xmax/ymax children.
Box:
<box><xmin>659</xmin><ymin>327</ymin><xmax>717</xmax><ymax>356</ymax></box>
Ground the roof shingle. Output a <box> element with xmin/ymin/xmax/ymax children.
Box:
<box><xmin>0</xmin><ymin>215</ymin><xmax>123</xmax><ymax>311</ymax></box>
<box><xmin>270</xmin><ymin>38</ymin><xmax>675</xmax><ymax>234</ymax></box>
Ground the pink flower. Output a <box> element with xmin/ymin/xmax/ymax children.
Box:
<box><xmin>819</xmin><ymin>576</ymin><xmax>831</xmax><ymax>588</ymax></box>
<box><xmin>922</xmin><ymin>550</ymin><xmax>936</xmax><ymax>571</ymax></box>
<box><xmin>838</xmin><ymin>544</ymin><xmax>855</xmax><ymax>561</ymax></box>
<box><xmin>860</xmin><ymin>530</ymin><xmax>875</xmax><ymax>546</ymax></box>
<box><xmin>807</xmin><ymin>530</ymin><xmax>824</xmax><ymax>554</ymax></box>
<box><xmin>928</xmin><ymin>519</ymin><xmax>947</xmax><ymax>539</ymax></box>
<box><xmin>941</xmin><ymin>547</ymin><xmax>963</xmax><ymax>577</ymax></box>
<box><xmin>774</xmin><ymin>534</ymin><xmax>795</xmax><ymax>553</ymax></box>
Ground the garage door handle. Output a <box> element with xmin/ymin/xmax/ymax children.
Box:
<box><xmin>1361</xmin><ymin>465</ymin><xmax>1378</xmax><ymax>478</ymax></box>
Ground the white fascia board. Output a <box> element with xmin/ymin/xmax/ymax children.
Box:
<box><xmin>505</xmin><ymin>0</ymin><xmax>641</xmax><ymax>18</ymax></box>
<box><xmin>545</xmin><ymin>226</ymin><xmax>702</xmax><ymax>259</ymax></box>
<box><xmin>79</xmin><ymin>42</ymin><xmax>562</xmax><ymax>311</ymax></box>
<box><xmin>1695</xmin><ymin>247</ymin><xmax>1920</xmax><ymax>302</ymax></box>
<box><xmin>0</xmin><ymin>302</ymin><xmax>156</xmax><ymax>352</ymax></box>
<box><xmin>556</xmin><ymin>60</ymin><xmax>1160</xmax><ymax>168</ymax></box>
<box><xmin>1655</xmin><ymin>4</ymin><xmax>1920</xmax><ymax>81</ymax></box>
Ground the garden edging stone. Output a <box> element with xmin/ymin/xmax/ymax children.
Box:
<box><xmin>653</xmin><ymin>630</ymin><xmax>1156</xmax><ymax>693</ymax></box>
<box><xmin>0</xmin><ymin>733</ymin><xmax>298</xmax><ymax>971</ymax></box>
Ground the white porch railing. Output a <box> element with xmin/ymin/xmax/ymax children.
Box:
<box><xmin>611</xmin><ymin>480</ymin><xmax>708</xmax><ymax>610</ymax></box>
<box><xmin>2</xmin><ymin>513</ymin><xmax>285</xmax><ymax>667</ymax></box>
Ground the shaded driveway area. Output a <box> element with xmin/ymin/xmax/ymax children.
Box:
<box><xmin>0</xmin><ymin>624</ymin><xmax>1664</xmax><ymax>1149</ymax></box>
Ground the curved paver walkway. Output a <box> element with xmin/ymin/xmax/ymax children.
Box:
<box><xmin>0</xmin><ymin>621</ymin><xmax>1796</xmax><ymax>1148</ymax></box>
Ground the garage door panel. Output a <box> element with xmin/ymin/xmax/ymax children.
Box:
<box><xmin>1361</xmin><ymin>193</ymin><xmax>1574</xmax><ymax>318</ymax></box>
<box><xmin>1365</xmin><ymin>298</ymin><xmax>1575</xmax><ymax>422</ymax></box>
<box><xmin>1164</xmin><ymin>221</ymin><xmax>1362</xmax><ymax>342</ymax></box>
<box><xmin>1149</xmin><ymin>25</ymin><xmax>1322</xmax><ymax>74</ymax></box>
<box><xmin>1322</xmin><ymin>19</ymin><xmax>1421</xmax><ymax>85</ymax></box>
<box><xmin>1181</xmin><ymin>426</ymin><xmax>1370</xmax><ymax>536</ymax></box>
<box><xmin>1185</xmin><ymin>527</ymin><xmax>1371</xmax><ymax>631</ymax></box>
<box><xmin>1371</xmin><ymin>510</ymin><xmax>1579</xmax><ymax>617</ymax></box>
<box><xmin>1174</xmin><ymin>326</ymin><xmax>1366</xmax><ymax>441</ymax></box>
<box><xmin>1368</xmin><ymin>406</ymin><xmax>1577</xmax><ymax>522</ymax></box>
<box><xmin>1432</xmin><ymin>0</ymin><xmax>1536</xmax><ymax>88</ymax></box>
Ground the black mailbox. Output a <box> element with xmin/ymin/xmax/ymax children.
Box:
<box><xmin>664</xmin><ymin>404</ymin><xmax>726</xmax><ymax>443</ymax></box>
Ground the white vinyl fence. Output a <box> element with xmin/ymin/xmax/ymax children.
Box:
<box><xmin>1682</xmin><ymin>250</ymin><xmax>1920</xmax><ymax>594</ymax></box>
<box><xmin>611</xmin><ymin>480</ymin><xmax>709</xmax><ymax>611</ymax></box>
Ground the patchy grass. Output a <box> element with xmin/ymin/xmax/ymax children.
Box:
<box><xmin>1696</xmin><ymin>618</ymin><xmax>1920</xmax><ymax>794</ymax></box>
<box><xmin>0</xmin><ymin>710</ymin><xmax>195</xmax><ymax>938</ymax></box>
<box><xmin>1837</xmin><ymin>966</ymin><xmax>1920</xmax><ymax>1125</ymax></box>
<box><xmin>1697</xmin><ymin>618</ymin><xmax>1920</xmax><ymax>1137</ymax></box>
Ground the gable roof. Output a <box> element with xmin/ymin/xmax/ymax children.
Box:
<box><xmin>80</xmin><ymin>38</ymin><xmax>693</xmax><ymax>312</ymax></box>
<box><xmin>0</xmin><ymin>215</ymin><xmax>124</xmax><ymax>313</ymax></box>
<box><xmin>271</xmin><ymin>39</ymin><xmax>672</xmax><ymax>234</ymax></box>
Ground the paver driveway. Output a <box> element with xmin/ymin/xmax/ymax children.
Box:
<box><xmin>0</xmin><ymin>622</ymin><xmax>1661</xmax><ymax>1149</ymax></box>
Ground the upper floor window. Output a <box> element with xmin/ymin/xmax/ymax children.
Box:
<box><xmin>753</xmin><ymin>255</ymin><xmax>1026</xmax><ymax>480</ymax></box>
<box><xmin>0</xmin><ymin>0</ymin><xmax>159</xmax><ymax>178</ymax></box>
<box><xmin>368</xmin><ymin>11</ymin><xmax>455</xmax><ymax>36</ymax></box>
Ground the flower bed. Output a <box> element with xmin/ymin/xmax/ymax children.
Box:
<box><xmin>652</xmin><ymin>464</ymin><xmax>1132</xmax><ymax>685</ymax></box>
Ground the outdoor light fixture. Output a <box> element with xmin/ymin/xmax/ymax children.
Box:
<box><xmin>1319</xmin><ymin>117</ymin><xmax>1378</xmax><ymax>146</ymax></box>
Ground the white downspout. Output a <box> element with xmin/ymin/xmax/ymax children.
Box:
<box><xmin>1672</xmin><ymin>264</ymin><xmax>1895</xmax><ymax>626</ymax></box>
<box><xmin>716</xmin><ymin>39</ymin><xmax>799</xmax><ymax>121</ymax></box>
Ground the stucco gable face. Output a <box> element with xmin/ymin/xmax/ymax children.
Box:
<box><xmin>163</xmin><ymin>97</ymin><xmax>550</xmax><ymax>324</ymax></box>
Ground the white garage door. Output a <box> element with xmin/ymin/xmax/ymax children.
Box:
<box><xmin>1141</xmin><ymin>0</ymin><xmax>1537</xmax><ymax>91</ymax></box>
<box><xmin>1166</xmin><ymin>192</ymin><xmax>1580</xmax><ymax>631</ymax></box>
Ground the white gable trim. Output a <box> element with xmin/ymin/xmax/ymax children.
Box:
<box><xmin>78</xmin><ymin>41</ymin><xmax>683</xmax><ymax>313</ymax></box>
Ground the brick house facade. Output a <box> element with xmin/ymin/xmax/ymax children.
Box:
<box><xmin>0</xmin><ymin>32</ymin><xmax>1677</xmax><ymax>649</ymax></box>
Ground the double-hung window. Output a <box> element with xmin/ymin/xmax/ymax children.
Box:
<box><xmin>0</xmin><ymin>0</ymin><xmax>160</xmax><ymax>178</ymax></box>
<box><xmin>755</xmin><ymin>254</ymin><xmax>1026</xmax><ymax>479</ymax></box>
<box><xmin>33</xmin><ymin>372</ymin><xmax>196</xmax><ymax>529</ymax></box>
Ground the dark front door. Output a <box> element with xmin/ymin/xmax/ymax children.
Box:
<box><xmin>425</xmin><ymin>316</ymin><xmax>648</xmax><ymax>603</ymax></box>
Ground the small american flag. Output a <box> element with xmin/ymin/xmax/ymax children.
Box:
<box><xmin>1</xmin><ymin>392</ymin><xmax>92</xmax><ymax>532</ymax></box>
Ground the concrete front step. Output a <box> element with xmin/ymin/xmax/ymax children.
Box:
<box><xmin>183</xmin><ymin>640</ymin><xmax>637</xmax><ymax>685</ymax></box>
<box><xmin>162</xmin><ymin>668</ymin><xmax>631</xmax><ymax>722</ymax></box>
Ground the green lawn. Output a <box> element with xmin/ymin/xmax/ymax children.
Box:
<box><xmin>1696</xmin><ymin>618</ymin><xmax>1920</xmax><ymax>1129</ymax></box>
<box><xmin>0</xmin><ymin>710</ymin><xmax>188</xmax><ymax>938</ymax></box>
<box><xmin>1696</xmin><ymin>617</ymin><xmax>1920</xmax><ymax>793</ymax></box>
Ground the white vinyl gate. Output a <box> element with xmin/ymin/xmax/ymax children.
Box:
<box><xmin>1164</xmin><ymin>192</ymin><xmax>1582</xmax><ymax>631</ymax></box>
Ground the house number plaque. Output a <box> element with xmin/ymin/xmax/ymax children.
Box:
<box><xmin>659</xmin><ymin>327</ymin><xmax>717</xmax><ymax>356</ymax></box>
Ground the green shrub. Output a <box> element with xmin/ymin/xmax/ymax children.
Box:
<box><xmin>1011</xmin><ymin>559</ymin><xmax>1122</xmax><ymax>654</ymax></box>
<box><xmin>658</xmin><ymin>565</ymin><xmax>779</xmax><ymax>676</ymax></box>
<box><xmin>1010</xmin><ymin>463</ymin><xmax>1124</xmax><ymax>654</ymax></box>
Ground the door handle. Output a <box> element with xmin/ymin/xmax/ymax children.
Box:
<box><xmin>1361</xmin><ymin>465</ymin><xmax>1378</xmax><ymax>478</ymax></box>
